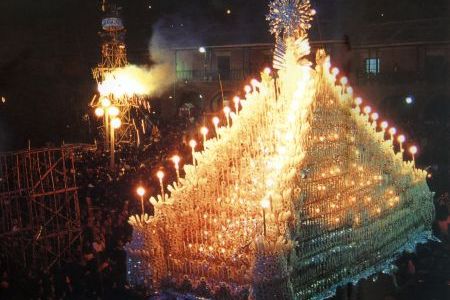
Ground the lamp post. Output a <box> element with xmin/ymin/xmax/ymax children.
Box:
<box><xmin>136</xmin><ymin>186</ymin><xmax>146</xmax><ymax>216</ymax></box>
<box><xmin>260</xmin><ymin>197</ymin><xmax>270</xmax><ymax>237</ymax></box>
<box><xmin>189</xmin><ymin>139</ymin><xmax>197</xmax><ymax>166</ymax></box>
<box><xmin>171</xmin><ymin>155</ymin><xmax>181</xmax><ymax>182</ymax></box>
<box><xmin>110</xmin><ymin>117</ymin><xmax>121</xmax><ymax>169</ymax></box>
<box><xmin>101</xmin><ymin>97</ymin><xmax>111</xmax><ymax>146</ymax></box>
<box><xmin>157</xmin><ymin>170</ymin><xmax>165</xmax><ymax>201</ymax></box>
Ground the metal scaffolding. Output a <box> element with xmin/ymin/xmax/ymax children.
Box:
<box><xmin>0</xmin><ymin>145</ymin><xmax>82</xmax><ymax>272</ymax></box>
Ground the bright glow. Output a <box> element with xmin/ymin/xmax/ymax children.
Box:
<box><xmin>311</xmin><ymin>9</ymin><xmax>316</xmax><ymax>15</ymax></box>
<box><xmin>199</xmin><ymin>47</ymin><xmax>206</xmax><ymax>53</ymax></box>
<box><xmin>189</xmin><ymin>139</ymin><xmax>197</xmax><ymax>149</ymax></box>
<box><xmin>340</xmin><ymin>77</ymin><xmax>348</xmax><ymax>85</ymax></box>
<box><xmin>108</xmin><ymin>106</ymin><xmax>120</xmax><ymax>117</ymax></box>
<box><xmin>244</xmin><ymin>85</ymin><xmax>252</xmax><ymax>93</ymax></box>
<box><xmin>98</xmin><ymin>65</ymin><xmax>161</xmax><ymax>98</ymax></box>
<box><xmin>233</xmin><ymin>96</ymin><xmax>240</xmax><ymax>105</ymax></box>
<box><xmin>264</xmin><ymin>67</ymin><xmax>271</xmax><ymax>75</ymax></box>
<box><xmin>397</xmin><ymin>135</ymin><xmax>405</xmax><ymax>143</ymax></box>
<box><xmin>409</xmin><ymin>146</ymin><xmax>417</xmax><ymax>155</ymax></box>
<box><xmin>331</xmin><ymin>67</ymin><xmax>339</xmax><ymax>76</ymax></box>
<box><xmin>136</xmin><ymin>186</ymin><xmax>145</xmax><ymax>197</ymax></box>
<box><xmin>111</xmin><ymin>118</ymin><xmax>121</xmax><ymax>129</ymax></box>
<box><xmin>212</xmin><ymin>117</ymin><xmax>220</xmax><ymax>126</ymax></box>
<box><xmin>156</xmin><ymin>170</ymin><xmax>165</xmax><ymax>180</ymax></box>
<box><xmin>260</xmin><ymin>198</ymin><xmax>270</xmax><ymax>209</ymax></box>
<box><xmin>95</xmin><ymin>107</ymin><xmax>105</xmax><ymax>117</ymax></box>
<box><xmin>405</xmin><ymin>96</ymin><xmax>413</xmax><ymax>104</ymax></box>
<box><xmin>201</xmin><ymin>127</ymin><xmax>209</xmax><ymax>135</ymax></box>
<box><xmin>380</xmin><ymin>121</ymin><xmax>388</xmax><ymax>129</ymax></box>
<box><xmin>171</xmin><ymin>155</ymin><xmax>181</xmax><ymax>165</ymax></box>
<box><xmin>355</xmin><ymin>97</ymin><xmax>363</xmax><ymax>106</ymax></box>
<box><xmin>389</xmin><ymin>127</ymin><xmax>397</xmax><ymax>135</ymax></box>
<box><xmin>347</xmin><ymin>87</ymin><xmax>353</xmax><ymax>95</ymax></box>
<box><xmin>223</xmin><ymin>106</ymin><xmax>231</xmax><ymax>115</ymax></box>
<box><xmin>101</xmin><ymin>97</ymin><xmax>111</xmax><ymax>108</ymax></box>
<box><xmin>251</xmin><ymin>79</ymin><xmax>260</xmax><ymax>86</ymax></box>
<box><xmin>363</xmin><ymin>106</ymin><xmax>372</xmax><ymax>114</ymax></box>
<box><xmin>370</xmin><ymin>112</ymin><xmax>379</xmax><ymax>121</ymax></box>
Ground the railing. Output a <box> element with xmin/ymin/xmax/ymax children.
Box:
<box><xmin>176</xmin><ymin>69</ymin><xmax>257</xmax><ymax>82</ymax></box>
<box><xmin>355</xmin><ymin>71</ymin><xmax>449</xmax><ymax>85</ymax></box>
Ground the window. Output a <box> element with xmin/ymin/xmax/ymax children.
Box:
<box><xmin>217</xmin><ymin>56</ymin><xmax>231</xmax><ymax>80</ymax></box>
<box><xmin>365</xmin><ymin>58</ymin><xmax>380</xmax><ymax>74</ymax></box>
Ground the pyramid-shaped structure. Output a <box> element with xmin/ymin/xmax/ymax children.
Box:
<box><xmin>126</xmin><ymin>1</ymin><xmax>434</xmax><ymax>299</ymax></box>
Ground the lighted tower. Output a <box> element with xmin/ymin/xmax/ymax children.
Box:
<box><xmin>90</xmin><ymin>1</ymin><xmax>151</xmax><ymax>166</ymax></box>
<box><xmin>92</xmin><ymin>1</ymin><xmax>127</xmax><ymax>82</ymax></box>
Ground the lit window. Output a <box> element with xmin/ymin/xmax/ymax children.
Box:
<box><xmin>365</xmin><ymin>58</ymin><xmax>380</xmax><ymax>74</ymax></box>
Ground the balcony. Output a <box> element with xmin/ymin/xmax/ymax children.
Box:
<box><xmin>176</xmin><ymin>69</ymin><xmax>258</xmax><ymax>82</ymax></box>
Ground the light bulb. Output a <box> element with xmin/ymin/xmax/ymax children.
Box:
<box><xmin>111</xmin><ymin>118</ymin><xmax>121</xmax><ymax>129</ymax></box>
<box><xmin>136</xmin><ymin>186</ymin><xmax>145</xmax><ymax>197</ymax></box>
<box><xmin>95</xmin><ymin>107</ymin><xmax>104</xmax><ymax>117</ymax></box>
<box><xmin>108</xmin><ymin>106</ymin><xmax>120</xmax><ymax>117</ymax></box>
<box><xmin>409</xmin><ymin>145</ymin><xmax>417</xmax><ymax>155</ymax></box>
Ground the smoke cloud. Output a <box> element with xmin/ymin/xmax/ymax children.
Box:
<box><xmin>97</xmin><ymin>24</ymin><xmax>176</xmax><ymax>98</ymax></box>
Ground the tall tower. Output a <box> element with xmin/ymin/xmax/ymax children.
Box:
<box><xmin>90</xmin><ymin>1</ymin><xmax>151</xmax><ymax>166</ymax></box>
<box><xmin>92</xmin><ymin>1</ymin><xmax>127</xmax><ymax>82</ymax></box>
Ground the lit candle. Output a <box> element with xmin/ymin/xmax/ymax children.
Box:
<box><xmin>355</xmin><ymin>97</ymin><xmax>363</xmax><ymax>106</ymax></box>
<box><xmin>340</xmin><ymin>76</ymin><xmax>348</xmax><ymax>94</ymax></box>
<box><xmin>156</xmin><ymin>170</ymin><xmax>165</xmax><ymax>202</ymax></box>
<box><xmin>397</xmin><ymin>135</ymin><xmax>405</xmax><ymax>153</ymax></box>
<box><xmin>409</xmin><ymin>145</ymin><xmax>418</xmax><ymax>167</ymax></box>
<box><xmin>389</xmin><ymin>127</ymin><xmax>397</xmax><ymax>142</ymax></box>
<box><xmin>136</xmin><ymin>186</ymin><xmax>146</xmax><ymax>216</ymax></box>
<box><xmin>212</xmin><ymin>117</ymin><xmax>220</xmax><ymax>136</ymax></box>
<box><xmin>171</xmin><ymin>155</ymin><xmax>181</xmax><ymax>182</ymax></box>
<box><xmin>200</xmin><ymin>126</ymin><xmax>209</xmax><ymax>146</ymax></box>
<box><xmin>223</xmin><ymin>106</ymin><xmax>231</xmax><ymax>127</ymax></box>
<box><xmin>380</xmin><ymin>121</ymin><xmax>388</xmax><ymax>134</ymax></box>
<box><xmin>189</xmin><ymin>139</ymin><xmax>197</xmax><ymax>165</ymax></box>
<box><xmin>233</xmin><ymin>96</ymin><xmax>240</xmax><ymax>116</ymax></box>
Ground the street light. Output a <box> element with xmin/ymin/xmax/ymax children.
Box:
<box><xmin>100</xmin><ymin>97</ymin><xmax>111</xmax><ymax>147</ymax></box>
<box><xmin>95</xmin><ymin>107</ymin><xmax>105</xmax><ymax>117</ymax></box>
<box><xmin>110</xmin><ymin>117</ymin><xmax>121</xmax><ymax>169</ymax></box>
<box><xmin>136</xmin><ymin>186</ymin><xmax>146</xmax><ymax>215</ymax></box>
<box><xmin>156</xmin><ymin>170</ymin><xmax>165</xmax><ymax>201</ymax></box>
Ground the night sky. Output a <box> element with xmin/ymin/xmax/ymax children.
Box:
<box><xmin>0</xmin><ymin>0</ymin><xmax>448</xmax><ymax>151</ymax></box>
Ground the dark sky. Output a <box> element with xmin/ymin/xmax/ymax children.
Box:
<box><xmin>0</xmin><ymin>0</ymin><xmax>448</xmax><ymax>150</ymax></box>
